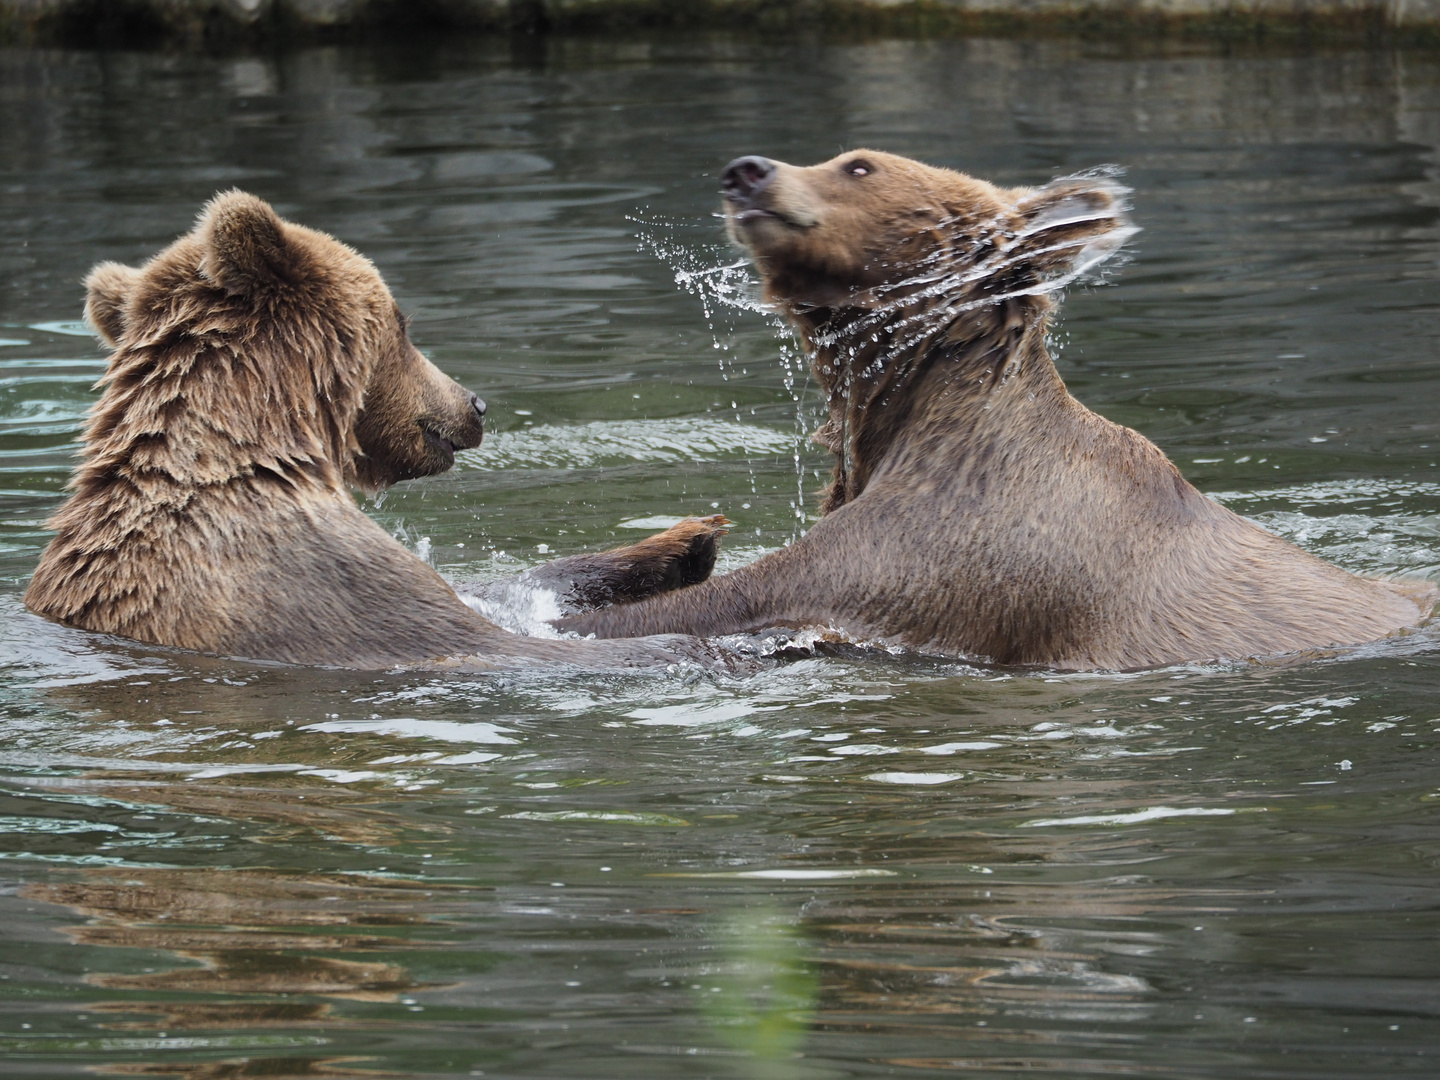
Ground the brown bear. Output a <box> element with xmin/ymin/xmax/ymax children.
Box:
<box><xmin>559</xmin><ymin>150</ymin><xmax>1438</xmax><ymax>669</ymax></box>
<box><xmin>24</xmin><ymin>191</ymin><xmax>726</xmax><ymax>671</ymax></box>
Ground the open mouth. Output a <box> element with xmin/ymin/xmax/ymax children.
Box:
<box><xmin>730</xmin><ymin>205</ymin><xmax>810</xmax><ymax>231</ymax></box>
<box><xmin>422</xmin><ymin>427</ymin><xmax>459</xmax><ymax>460</ymax></box>
<box><xmin>727</xmin><ymin>202</ymin><xmax>816</xmax><ymax>232</ymax></box>
<box><xmin>731</xmin><ymin>207</ymin><xmax>779</xmax><ymax>225</ymax></box>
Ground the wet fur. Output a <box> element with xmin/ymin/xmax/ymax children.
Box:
<box><xmin>25</xmin><ymin>191</ymin><xmax>724</xmax><ymax>671</ymax></box>
<box><xmin>561</xmin><ymin>151</ymin><xmax>1437</xmax><ymax>669</ymax></box>
<box><xmin>464</xmin><ymin>516</ymin><xmax>729</xmax><ymax>617</ymax></box>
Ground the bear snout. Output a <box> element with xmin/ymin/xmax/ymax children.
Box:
<box><xmin>450</xmin><ymin>390</ymin><xmax>485</xmax><ymax>451</ymax></box>
<box><xmin>721</xmin><ymin>155</ymin><xmax>776</xmax><ymax>204</ymax></box>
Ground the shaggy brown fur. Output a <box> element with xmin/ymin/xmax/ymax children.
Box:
<box><xmin>25</xmin><ymin>191</ymin><xmax>725</xmax><ymax>670</ymax></box>
<box><xmin>561</xmin><ymin>150</ymin><xmax>1438</xmax><ymax>669</ymax></box>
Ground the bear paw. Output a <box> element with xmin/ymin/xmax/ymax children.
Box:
<box><xmin>627</xmin><ymin>514</ymin><xmax>730</xmax><ymax>592</ymax></box>
<box><xmin>480</xmin><ymin>514</ymin><xmax>731</xmax><ymax>617</ymax></box>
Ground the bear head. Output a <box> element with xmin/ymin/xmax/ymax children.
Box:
<box><xmin>81</xmin><ymin>191</ymin><xmax>485</xmax><ymax>494</ymax></box>
<box><xmin>718</xmin><ymin>149</ymin><xmax>1135</xmax><ymax>315</ymax></box>
<box><xmin>717</xmin><ymin>150</ymin><xmax>1137</xmax><ymax>510</ymax></box>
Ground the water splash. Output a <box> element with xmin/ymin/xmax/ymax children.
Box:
<box><xmin>631</xmin><ymin>214</ymin><xmax>814</xmax><ymax>538</ymax></box>
<box><xmin>458</xmin><ymin>580</ymin><xmax>565</xmax><ymax>639</ymax></box>
<box><xmin>803</xmin><ymin>169</ymin><xmax>1136</xmax><ymax>395</ymax></box>
<box><xmin>629</xmin><ymin>171</ymin><xmax>1134</xmax><ymax>535</ymax></box>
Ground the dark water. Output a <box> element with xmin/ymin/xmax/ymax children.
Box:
<box><xmin>2</xmin><ymin>35</ymin><xmax>1440</xmax><ymax>1079</ymax></box>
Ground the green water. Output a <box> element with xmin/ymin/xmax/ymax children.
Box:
<box><xmin>1</xmin><ymin>35</ymin><xmax>1439</xmax><ymax>1079</ymax></box>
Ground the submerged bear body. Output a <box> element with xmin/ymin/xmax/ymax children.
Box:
<box><xmin>26</xmin><ymin>192</ymin><xmax>724</xmax><ymax>671</ymax></box>
<box><xmin>562</xmin><ymin>151</ymin><xmax>1435</xmax><ymax>669</ymax></box>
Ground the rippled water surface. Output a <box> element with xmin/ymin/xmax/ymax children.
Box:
<box><xmin>2</xmin><ymin>36</ymin><xmax>1440</xmax><ymax>1079</ymax></box>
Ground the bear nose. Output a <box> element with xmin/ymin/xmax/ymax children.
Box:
<box><xmin>721</xmin><ymin>155</ymin><xmax>776</xmax><ymax>202</ymax></box>
<box><xmin>470</xmin><ymin>393</ymin><xmax>486</xmax><ymax>419</ymax></box>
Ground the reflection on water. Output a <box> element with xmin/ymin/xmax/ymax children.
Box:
<box><xmin>698</xmin><ymin>908</ymin><xmax>816</xmax><ymax>1077</ymax></box>
<box><xmin>30</xmin><ymin>869</ymin><xmax>432</xmax><ymax>999</ymax></box>
<box><xmin>2</xmin><ymin>32</ymin><xmax>1440</xmax><ymax>1080</ymax></box>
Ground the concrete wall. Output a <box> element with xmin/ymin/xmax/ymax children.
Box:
<box><xmin>4</xmin><ymin>0</ymin><xmax>1440</xmax><ymax>46</ymax></box>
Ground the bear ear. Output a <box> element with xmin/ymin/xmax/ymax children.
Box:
<box><xmin>198</xmin><ymin>190</ymin><xmax>302</xmax><ymax>297</ymax></box>
<box><xmin>83</xmin><ymin>261</ymin><xmax>143</xmax><ymax>347</ymax></box>
<box><xmin>1009</xmin><ymin>171</ymin><xmax>1138</xmax><ymax>285</ymax></box>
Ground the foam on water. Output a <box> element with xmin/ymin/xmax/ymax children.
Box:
<box><xmin>1213</xmin><ymin>480</ymin><xmax>1440</xmax><ymax>578</ymax></box>
<box><xmin>663</xmin><ymin>868</ymin><xmax>898</xmax><ymax>880</ymax></box>
<box><xmin>458</xmin><ymin>580</ymin><xmax>566</xmax><ymax>638</ymax></box>
<box><xmin>457</xmin><ymin>417</ymin><xmax>794</xmax><ymax>471</ymax></box>
<box><xmin>1023</xmin><ymin>806</ymin><xmax>1238</xmax><ymax>828</ymax></box>
<box><xmin>300</xmin><ymin>717</ymin><xmax>518</xmax><ymax>744</ymax></box>
<box><xmin>616</xmin><ymin>514</ymin><xmax>686</xmax><ymax>530</ymax></box>
<box><xmin>28</xmin><ymin>320</ymin><xmax>97</xmax><ymax>338</ymax></box>
<box><xmin>1214</xmin><ymin>479</ymin><xmax>1440</xmax><ymax>507</ymax></box>
<box><xmin>865</xmin><ymin>771</ymin><xmax>968</xmax><ymax>785</ymax></box>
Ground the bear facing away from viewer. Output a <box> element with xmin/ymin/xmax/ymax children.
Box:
<box><xmin>25</xmin><ymin>191</ymin><xmax>725</xmax><ymax>670</ymax></box>
<box><xmin>560</xmin><ymin>150</ymin><xmax>1437</xmax><ymax>669</ymax></box>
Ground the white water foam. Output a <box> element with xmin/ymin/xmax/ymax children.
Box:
<box><xmin>1212</xmin><ymin>480</ymin><xmax>1440</xmax><ymax>578</ymax></box>
<box><xmin>459</xmin><ymin>581</ymin><xmax>566</xmax><ymax>638</ymax></box>
<box><xmin>865</xmin><ymin>771</ymin><xmax>967</xmax><ymax>785</ymax></box>
<box><xmin>299</xmin><ymin>717</ymin><xmax>518</xmax><ymax>744</ymax></box>
<box><xmin>458</xmin><ymin>417</ymin><xmax>794</xmax><ymax>471</ymax></box>
<box><xmin>1023</xmin><ymin>806</ymin><xmax>1237</xmax><ymax>828</ymax></box>
<box><xmin>662</xmin><ymin>868</ymin><xmax>898</xmax><ymax>880</ymax></box>
<box><xmin>1213</xmin><ymin>479</ymin><xmax>1440</xmax><ymax>507</ymax></box>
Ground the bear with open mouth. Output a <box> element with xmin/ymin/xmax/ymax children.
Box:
<box><xmin>560</xmin><ymin>150</ymin><xmax>1437</xmax><ymax>669</ymax></box>
<box><xmin>24</xmin><ymin>191</ymin><xmax>726</xmax><ymax>671</ymax></box>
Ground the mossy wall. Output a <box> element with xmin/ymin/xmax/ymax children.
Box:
<box><xmin>2</xmin><ymin>0</ymin><xmax>1439</xmax><ymax>47</ymax></box>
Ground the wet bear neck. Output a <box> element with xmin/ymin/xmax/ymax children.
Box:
<box><xmin>73</xmin><ymin>344</ymin><xmax>352</xmax><ymax>516</ymax></box>
<box><xmin>795</xmin><ymin>297</ymin><xmax>1065</xmax><ymax>512</ymax></box>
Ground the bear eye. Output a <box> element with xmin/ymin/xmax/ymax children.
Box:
<box><xmin>845</xmin><ymin>160</ymin><xmax>873</xmax><ymax>178</ymax></box>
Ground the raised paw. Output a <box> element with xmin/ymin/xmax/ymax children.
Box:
<box><xmin>627</xmin><ymin>514</ymin><xmax>730</xmax><ymax>591</ymax></box>
<box><xmin>496</xmin><ymin>514</ymin><xmax>730</xmax><ymax>615</ymax></box>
